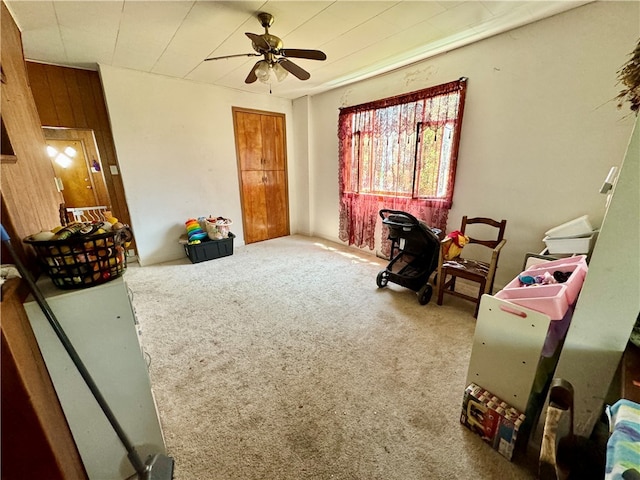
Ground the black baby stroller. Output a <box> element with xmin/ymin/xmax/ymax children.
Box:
<box><xmin>376</xmin><ymin>209</ymin><xmax>441</xmax><ymax>305</ymax></box>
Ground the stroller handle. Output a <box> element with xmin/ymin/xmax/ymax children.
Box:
<box><xmin>379</xmin><ymin>209</ymin><xmax>420</xmax><ymax>227</ymax></box>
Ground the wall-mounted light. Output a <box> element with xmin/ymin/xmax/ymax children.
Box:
<box><xmin>46</xmin><ymin>144</ymin><xmax>76</xmax><ymax>168</ymax></box>
<box><xmin>64</xmin><ymin>146</ymin><xmax>77</xmax><ymax>157</ymax></box>
<box><xmin>54</xmin><ymin>153</ymin><xmax>72</xmax><ymax>168</ymax></box>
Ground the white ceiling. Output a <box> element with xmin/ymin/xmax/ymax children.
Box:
<box><xmin>6</xmin><ymin>0</ymin><xmax>590</xmax><ymax>100</ymax></box>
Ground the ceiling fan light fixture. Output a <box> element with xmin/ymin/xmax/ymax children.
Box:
<box><xmin>255</xmin><ymin>61</ymin><xmax>270</xmax><ymax>83</ymax></box>
<box><xmin>273</xmin><ymin>62</ymin><xmax>288</xmax><ymax>82</ymax></box>
<box><xmin>256</xmin><ymin>61</ymin><xmax>288</xmax><ymax>84</ymax></box>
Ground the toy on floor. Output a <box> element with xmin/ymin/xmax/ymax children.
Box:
<box><xmin>185</xmin><ymin>218</ymin><xmax>207</xmax><ymax>244</ymax></box>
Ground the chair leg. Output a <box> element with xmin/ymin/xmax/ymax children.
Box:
<box><xmin>486</xmin><ymin>277</ymin><xmax>495</xmax><ymax>295</ymax></box>
<box><xmin>437</xmin><ymin>272</ymin><xmax>446</xmax><ymax>306</ymax></box>
<box><xmin>473</xmin><ymin>279</ymin><xmax>487</xmax><ymax>318</ymax></box>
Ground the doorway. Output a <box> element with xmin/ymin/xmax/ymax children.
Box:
<box><xmin>43</xmin><ymin>127</ymin><xmax>111</xmax><ymax>210</ymax></box>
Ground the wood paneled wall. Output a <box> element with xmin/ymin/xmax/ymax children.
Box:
<box><xmin>0</xmin><ymin>2</ymin><xmax>87</xmax><ymax>478</ymax></box>
<box><xmin>26</xmin><ymin>62</ymin><xmax>133</xmax><ymax>240</ymax></box>
<box><xmin>0</xmin><ymin>4</ymin><xmax>62</xmax><ymax>246</ymax></box>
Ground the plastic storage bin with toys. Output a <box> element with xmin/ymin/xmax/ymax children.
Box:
<box><xmin>495</xmin><ymin>256</ymin><xmax>588</xmax><ymax>320</ymax></box>
<box><xmin>23</xmin><ymin>213</ymin><xmax>133</xmax><ymax>289</ymax></box>
<box><xmin>181</xmin><ymin>216</ymin><xmax>234</xmax><ymax>264</ymax></box>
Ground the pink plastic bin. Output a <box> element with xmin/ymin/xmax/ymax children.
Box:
<box><xmin>495</xmin><ymin>284</ymin><xmax>569</xmax><ymax>320</ymax></box>
<box><xmin>496</xmin><ymin>260</ymin><xmax>587</xmax><ymax>310</ymax></box>
<box><xmin>525</xmin><ymin>255</ymin><xmax>587</xmax><ymax>272</ymax></box>
<box><xmin>523</xmin><ymin>261</ymin><xmax>587</xmax><ymax>305</ymax></box>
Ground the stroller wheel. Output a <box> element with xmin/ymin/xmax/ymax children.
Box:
<box><xmin>418</xmin><ymin>284</ymin><xmax>433</xmax><ymax>305</ymax></box>
<box><xmin>376</xmin><ymin>270</ymin><xmax>389</xmax><ymax>288</ymax></box>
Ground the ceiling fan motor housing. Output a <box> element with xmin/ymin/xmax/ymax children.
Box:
<box><xmin>254</xmin><ymin>34</ymin><xmax>283</xmax><ymax>54</ymax></box>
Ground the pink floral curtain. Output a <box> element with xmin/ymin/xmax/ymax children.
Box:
<box><xmin>338</xmin><ymin>78</ymin><xmax>467</xmax><ymax>256</ymax></box>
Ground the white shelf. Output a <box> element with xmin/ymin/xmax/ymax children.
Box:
<box><xmin>466</xmin><ymin>294</ymin><xmax>551</xmax><ymax>413</ymax></box>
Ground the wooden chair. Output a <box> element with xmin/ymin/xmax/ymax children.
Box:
<box><xmin>436</xmin><ymin>216</ymin><xmax>507</xmax><ymax>317</ymax></box>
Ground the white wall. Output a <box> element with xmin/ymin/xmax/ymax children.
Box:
<box><xmin>99</xmin><ymin>2</ymin><xmax>638</xmax><ymax>275</ymax></box>
<box><xmin>305</xmin><ymin>1</ymin><xmax>639</xmax><ymax>287</ymax></box>
<box><xmin>99</xmin><ymin>66</ymin><xmax>296</xmax><ymax>265</ymax></box>
<box><xmin>292</xmin><ymin>96</ymin><xmax>311</xmax><ymax>236</ymax></box>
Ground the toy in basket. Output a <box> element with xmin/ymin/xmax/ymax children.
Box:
<box><xmin>24</xmin><ymin>222</ymin><xmax>133</xmax><ymax>289</ymax></box>
<box><xmin>204</xmin><ymin>216</ymin><xmax>232</xmax><ymax>240</ymax></box>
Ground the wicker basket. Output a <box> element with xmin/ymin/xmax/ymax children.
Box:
<box><xmin>24</xmin><ymin>227</ymin><xmax>131</xmax><ymax>289</ymax></box>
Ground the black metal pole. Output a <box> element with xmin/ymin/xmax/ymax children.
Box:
<box><xmin>1</xmin><ymin>225</ymin><xmax>147</xmax><ymax>475</ymax></box>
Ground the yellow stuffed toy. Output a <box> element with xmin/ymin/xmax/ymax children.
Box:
<box><xmin>442</xmin><ymin>230</ymin><xmax>469</xmax><ymax>260</ymax></box>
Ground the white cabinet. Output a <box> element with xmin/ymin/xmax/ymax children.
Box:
<box><xmin>23</xmin><ymin>276</ymin><xmax>165</xmax><ymax>480</ymax></box>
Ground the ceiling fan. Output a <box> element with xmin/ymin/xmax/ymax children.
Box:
<box><xmin>204</xmin><ymin>12</ymin><xmax>327</xmax><ymax>84</ymax></box>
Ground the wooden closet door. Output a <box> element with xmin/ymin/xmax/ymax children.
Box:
<box><xmin>233</xmin><ymin>108</ymin><xmax>289</xmax><ymax>244</ymax></box>
<box><xmin>261</xmin><ymin>115</ymin><xmax>285</xmax><ymax>170</ymax></box>
<box><xmin>240</xmin><ymin>170</ymin><xmax>269</xmax><ymax>244</ymax></box>
<box><xmin>264</xmin><ymin>170</ymin><xmax>288</xmax><ymax>238</ymax></box>
<box><xmin>235</xmin><ymin>111</ymin><xmax>263</xmax><ymax>171</ymax></box>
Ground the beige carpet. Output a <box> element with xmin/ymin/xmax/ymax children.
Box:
<box><xmin>124</xmin><ymin>235</ymin><xmax>537</xmax><ymax>480</ymax></box>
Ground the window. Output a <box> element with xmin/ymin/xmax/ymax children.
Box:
<box><xmin>338</xmin><ymin>78</ymin><xmax>467</xmax><ymax>250</ymax></box>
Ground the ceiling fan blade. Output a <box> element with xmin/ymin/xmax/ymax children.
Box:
<box><xmin>245</xmin><ymin>61</ymin><xmax>262</xmax><ymax>84</ymax></box>
<box><xmin>280</xmin><ymin>49</ymin><xmax>326</xmax><ymax>61</ymax></box>
<box><xmin>278</xmin><ymin>59</ymin><xmax>310</xmax><ymax>81</ymax></box>
<box><xmin>204</xmin><ymin>53</ymin><xmax>261</xmax><ymax>61</ymax></box>
<box><xmin>245</xmin><ymin>32</ymin><xmax>270</xmax><ymax>52</ymax></box>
